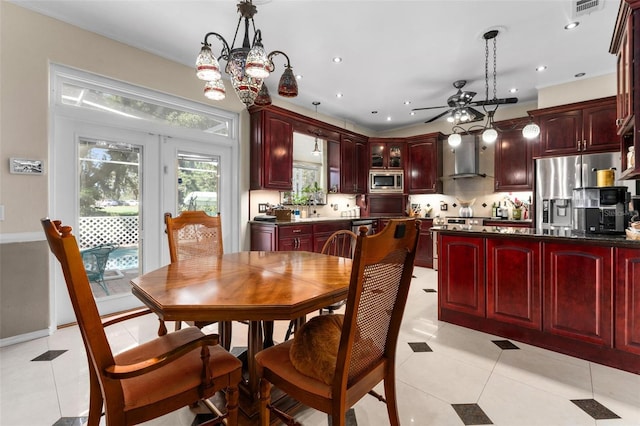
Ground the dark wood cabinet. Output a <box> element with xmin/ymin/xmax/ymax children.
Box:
<box><xmin>327</xmin><ymin>139</ymin><xmax>341</xmax><ymax>194</ymax></box>
<box><xmin>494</xmin><ymin>119</ymin><xmax>534</xmax><ymax>191</ymax></box>
<box><xmin>486</xmin><ymin>239</ymin><xmax>542</xmax><ymax>330</ymax></box>
<box><xmin>406</xmin><ymin>133</ymin><xmax>443</xmax><ymax>194</ymax></box>
<box><xmin>438</xmin><ymin>235</ymin><xmax>485</xmax><ymax>317</ymax></box>
<box><xmin>250</xmin><ymin>109</ymin><xmax>294</xmax><ymax>190</ymax></box>
<box><xmin>615</xmin><ymin>247</ymin><xmax>640</xmax><ymax>355</ymax></box>
<box><xmin>368</xmin><ymin>138</ymin><xmax>405</xmax><ymax>169</ymax></box>
<box><xmin>312</xmin><ymin>221</ymin><xmax>351</xmax><ymax>253</ymax></box>
<box><xmin>251</xmin><ymin>221</ymin><xmax>351</xmax><ymax>253</ymax></box>
<box><xmin>610</xmin><ymin>1</ymin><xmax>640</xmax><ymax>179</ymax></box>
<box><xmin>530</xmin><ymin>97</ymin><xmax>618</xmax><ymax>157</ymax></box>
<box><xmin>341</xmin><ymin>134</ymin><xmax>367</xmax><ymax>194</ymax></box>
<box><xmin>414</xmin><ymin>219</ymin><xmax>434</xmax><ymax>268</ymax></box>
<box><xmin>367</xmin><ymin>194</ymin><xmax>405</xmax><ymax>217</ymax></box>
<box><xmin>543</xmin><ymin>242</ymin><xmax>613</xmax><ymax>346</ymax></box>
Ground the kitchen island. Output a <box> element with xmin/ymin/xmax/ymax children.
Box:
<box><xmin>435</xmin><ymin>225</ymin><xmax>640</xmax><ymax>374</ymax></box>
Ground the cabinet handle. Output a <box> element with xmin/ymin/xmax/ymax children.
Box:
<box><xmin>577</xmin><ymin>140</ymin><xmax>581</xmax><ymax>151</ymax></box>
<box><xmin>292</xmin><ymin>229</ymin><xmax>301</xmax><ymax>233</ymax></box>
<box><xmin>616</xmin><ymin>118</ymin><xmax>623</xmax><ymax>126</ymax></box>
<box><xmin>582</xmin><ymin>140</ymin><xmax>587</xmax><ymax>151</ymax></box>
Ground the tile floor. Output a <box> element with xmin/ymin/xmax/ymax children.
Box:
<box><xmin>1</xmin><ymin>267</ymin><xmax>639</xmax><ymax>426</ymax></box>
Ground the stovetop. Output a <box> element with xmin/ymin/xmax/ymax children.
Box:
<box><xmin>433</xmin><ymin>216</ymin><xmax>489</xmax><ymax>226</ymax></box>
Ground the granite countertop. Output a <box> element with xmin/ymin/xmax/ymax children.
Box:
<box><xmin>431</xmin><ymin>224</ymin><xmax>640</xmax><ymax>247</ymax></box>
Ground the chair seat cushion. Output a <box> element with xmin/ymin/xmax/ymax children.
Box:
<box><xmin>255</xmin><ymin>339</ymin><xmax>332</xmax><ymax>399</ymax></box>
<box><xmin>115</xmin><ymin>326</ymin><xmax>242</xmax><ymax>410</ymax></box>
<box><xmin>289</xmin><ymin>314</ymin><xmax>344</xmax><ymax>385</ymax></box>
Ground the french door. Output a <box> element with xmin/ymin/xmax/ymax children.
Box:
<box><xmin>52</xmin><ymin>119</ymin><xmax>236</xmax><ymax>326</ymax></box>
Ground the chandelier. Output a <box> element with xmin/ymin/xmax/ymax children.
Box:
<box><xmin>195</xmin><ymin>0</ymin><xmax>298</xmax><ymax>107</ymax></box>
<box><xmin>447</xmin><ymin>30</ymin><xmax>540</xmax><ymax>147</ymax></box>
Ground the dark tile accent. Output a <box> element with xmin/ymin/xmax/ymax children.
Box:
<box><xmin>452</xmin><ymin>203</ymin><xmax>458</xmax><ymax>208</ymax></box>
<box><xmin>482</xmin><ymin>203</ymin><xmax>487</xmax><ymax>208</ymax></box>
<box><xmin>571</xmin><ymin>399</ymin><xmax>620</xmax><ymax>420</ymax></box>
<box><xmin>31</xmin><ymin>350</ymin><xmax>67</xmax><ymax>361</ymax></box>
<box><xmin>408</xmin><ymin>342</ymin><xmax>432</xmax><ymax>352</ymax></box>
<box><xmin>492</xmin><ymin>340</ymin><xmax>520</xmax><ymax>350</ymax></box>
<box><xmin>328</xmin><ymin>408</ymin><xmax>357</xmax><ymax>425</ymax></box>
<box><xmin>451</xmin><ymin>403</ymin><xmax>493</xmax><ymax>425</ymax></box>
<box><xmin>192</xmin><ymin>413</ymin><xmax>217</xmax><ymax>425</ymax></box>
<box><xmin>53</xmin><ymin>417</ymin><xmax>87</xmax><ymax>426</ymax></box>
<box><xmin>423</xmin><ymin>288</ymin><xmax>437</xmax><ymax>293</ymax></box>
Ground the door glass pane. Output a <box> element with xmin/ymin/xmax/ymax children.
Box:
<box><xmin>78</xmin><ymin>139</ymin><xmax>141</xmax><ymax>299</ymax></box>
<box><xmin>177</xmin><ymin>152</ymin><xmax>220</xmax><ymax>214</ymax></box>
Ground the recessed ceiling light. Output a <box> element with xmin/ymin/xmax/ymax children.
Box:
<box><xmin>332</xmin><ymin>57</ymin><xmax>342</xmax><ymax>63</ymax></box>
<box><xmin>509</xmin><ymin>88</ymin><xmax>518</xmax><ymax>93</ymax></box>
<box><xmin>575</xmin><ymin>72</ymin><xmax>586</xmax><ymax>78</ymax></box>
<box><xmin>371</xmin><ymin>111</ymin><xmax>378</xmax><ymax>114</ymax></box>
<box><xmin>295</xmin><ymin>74</ymin><xmax>303</xmax><ymax>80</ymax></box>
<box><xmin>536</xmin><ymin>65</ymin><xmax>547</xmax><ymax>72</ymax></box>
<box><xmin>336</xmin><ymin>93</ymin><xmax>343</xmax><ymax>98</ymax></box>
<box><xmin>386</xmin><ymin>116</ymin><xmax>392</xmax><ymax>121</ymax></box>
<box><xmin>410</xmin><ymin>111</ymin><xmax>416</xmax><ymax>116</ymax></box>
<box><xmin>564</xmin><ymin>21</ymin><xmax>579</xmax><ymax>30</ymax></box>
<box><xmin>404</xmin><ymin>101</ymin><xmax>411</xmax><ymax>105</ymax></box>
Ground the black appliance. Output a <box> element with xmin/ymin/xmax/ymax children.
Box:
<box><xmin>572</xmin><ymin>186</ymin><xmax>630</xmax><ymax>234</ymax></box>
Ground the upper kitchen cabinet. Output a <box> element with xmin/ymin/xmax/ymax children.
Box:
<box><xmin>530</xmin><ymin>97</ymin><xmax>618</xmax><ymax>158</ymax></box>
<box><xmin>368</xmin><ymin>138</ymin><xmax>405</xmax><ymax>169</ymax></box>
<box><xmin>406</xmin><ymin>133</ymin><xmax>443</xmax><ymax>194</ymax></box>
<box><xmin>341</xmin><ymin>134</ymin><xmax>367</xmax><ymax>194</ymax></box>
<box><xmin>494</xmin><ymin>118</ymin><xmax>534</xmax><ymax>191</ymax></box>
<box><xmin>250</xmin><ymin>108</ymin><xmax>294</xmax><ymax>190</ymax></box>
<box><xmin>610</xmin><ymin>0</ymin><xmax>640</xmax><ymax>179</ymax></box>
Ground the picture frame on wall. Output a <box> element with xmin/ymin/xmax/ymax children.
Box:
<box><xmin>9</xmin><ymin>158</ymin><xmax>44</xmax><ymax>175</ymax></box>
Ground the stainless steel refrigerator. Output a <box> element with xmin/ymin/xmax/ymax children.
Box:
<box><xmin>535</xmin><ymin>152</ymin><xmax>633</xmax><ymax>230</ymax></box>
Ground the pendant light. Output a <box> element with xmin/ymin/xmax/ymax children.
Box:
<box><xmin>195</xmin><ymin>0</ymin><xmax>298</xmax><ymax>108</ymax></box>
<box><xmin>311</xmin><ymin>101</ymin><xmax>322</xmax><ymax>156</ymax></box>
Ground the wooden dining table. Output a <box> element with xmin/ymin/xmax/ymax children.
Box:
<box><xmin>130</xmin><ymin>250</ymin><xmax>352</xmax><ymax>416</ymax></box>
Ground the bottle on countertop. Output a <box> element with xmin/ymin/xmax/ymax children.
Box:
<box><xmin>501</xmin><ymin>201</ymin><xmax>509</xmax><ymax>219</ymax></box>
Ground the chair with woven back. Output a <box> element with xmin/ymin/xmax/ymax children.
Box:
<box><xmin>41</xmin><ymin>218</ymin><xmax>242</xmax><ymax>426</ymax></box>
<box><xmin>283</xmin><ymin>229</ymin><xmax>358</xmax><ymax>341</ymax></box>
<box><xmin>256</xmin><ymin>218</ymin><xmax>421</xmax><ymax>426</ymax></box>
<box><xmin>163</xmin><ymin>211</ymin><xmax>233</xmax><ymax>349</ymax></box>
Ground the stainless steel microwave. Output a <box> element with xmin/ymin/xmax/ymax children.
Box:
<box><xmin>369</xmin><ymin>170</ymin><xmax>404</xmax><ymax>193</ymax></box>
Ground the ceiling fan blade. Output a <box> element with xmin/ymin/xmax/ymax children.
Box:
<box><xmin>471</xmin><ymin>97</ymin><xmax>518</xmax><ymax>106</ymax></box>
<box><xmin>411</xmin><ymin>105</ymin><xmax>449</xmax><ymax>112</ymax></box>
<box><xmin>466</xmin><ymin>107</ymin><xmax>485</xmax><ymax>121</ymax></box>
<box><xmin>425</xmin><ymin>109</ymin><xmax>452</xmax><ymax>123</ymax></box>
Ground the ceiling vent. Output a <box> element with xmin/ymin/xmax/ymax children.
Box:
<box><xmin>573</xmin><ymin>0</ymin><xmax>604</xmax><ymax>17</ymax></box>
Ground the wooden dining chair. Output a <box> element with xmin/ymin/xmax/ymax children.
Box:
<box><xmin>164</xmin><ymin>211</ymin><xmax>234</xmax><ymax>348</ymax></box>
<box><xmin>284</xmin><ymin>229</ymin><xmax>358</xmax><ymax>341</ymax></box>
<box><xmin>256</xmin><ymin>218</ymin><xmax>421</xmax><ymax>426</ymax></box>
<box><xmin>41</xmin><ymin>218</ymin><xmax>242</xmax><ymax>426</ymax></box>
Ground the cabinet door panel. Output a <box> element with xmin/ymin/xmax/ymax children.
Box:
<box><xmin>539</xmin><ymin>110</ymin><xmax>582</xmax><ymax>156</ymax></box>
<box><xmin>414</xmin><ymin>221</ymin><xmax>434</xmax><ymax>268</ymax></box>
<box><xmin>407</xmin><ymin>138</ymin><xmax>441</xmax><ymax>194</ymax></box>
<box><xmin>439</xmin><ymin>235</ymin><xmax>485</xmax><ymax>316</ymax></box>
<box><xmin>263</xmin><ymin>113</ymin><xmax>293</xmax><ymax>190</ymax></box>
<box><xmin>582</xmin><ymin>104</ymin><xmax>619</xmax><ymax>152</ymax></box>
<box><xmin>494</xmin><ymin>126</ymin><xmax>533</xmax><ymax>190</ymax></box>
<box><xmin>543</xmin><ymin>243</ymin><xmax>613</xmax><ymax>346</ymax></box>
<box><xmin>615</xmin><ymin>248</ymin><xmax>640</xmax><ymax>355</ymax></box>
<box><xmin>487</xmin><ymin>240</ymin><xmax>541</xmax><ymax>329</ymax></box>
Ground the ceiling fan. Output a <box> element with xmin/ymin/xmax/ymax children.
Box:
<box><xmin>411</xmin><ymin>79</ymin><xmax>518</xmax><ymax>124</ymax></box>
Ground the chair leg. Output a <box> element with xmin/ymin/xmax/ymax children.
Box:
<box><xmin>226</xmin><ymin>383</ymin><xmax>239</xmax><ymax>426</ymax></box>
<box><xmin>383</xmin><ymin>377</ymin><xmax>401</xmax><ymax>426</ymax></box>
<box><xmin>258</xmin><ymin>378</ymin><xmax>272</xmax><ymax>426</ymax></box>
<box><xmin>263</xmin><ymin>321</ymin><xmax>274</xmax><ymax>348</ymax></box>
<box><xmin>157</xmin><ymin>319</ymin><xmax>168</xmax><ymax>336</ymax></box>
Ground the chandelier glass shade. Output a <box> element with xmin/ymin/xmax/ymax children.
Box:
<box><xmin>522</xmin><ymin>120</ymin><xmax>541</xmax><ymax>139</ymax></box>
<box><xmin>195</xmin><ymin>0</ymin><xmax>298</xmax><ymax>108</ymax></box>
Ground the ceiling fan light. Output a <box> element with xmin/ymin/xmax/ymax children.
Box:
<box><xmin>448</xmin><ymin>133</ymin><xmax>462</xmax><ymax>148</ymax></box>
<box><xmin>196</xmin><ymin>45</ymin><xmax>221</xmax><ymax>81</ymax></box>
<box><xmin>446</xmin><ymin>115</ymin><xmax>455</xmax><ymax>123</ymax></box>
<box><xmin>482</xmin><ymin>127</ymin><xmax>498</xmax><ymax>144</ymax></box>
<box><xmin>522</xmin><ymin>122</ymin><xmax>541</xmax><ymax>139</ymax></box>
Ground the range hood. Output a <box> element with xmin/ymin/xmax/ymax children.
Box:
<box><xmin>450</xmin><ymin>135</ymin><xmax>486</xmax><ymax>179</ymax></box>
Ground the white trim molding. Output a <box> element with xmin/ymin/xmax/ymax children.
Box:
<box><xmin>0</xmin><ymin>232</ymin><xmax>46</xmax><ymax>244</ymax></box>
